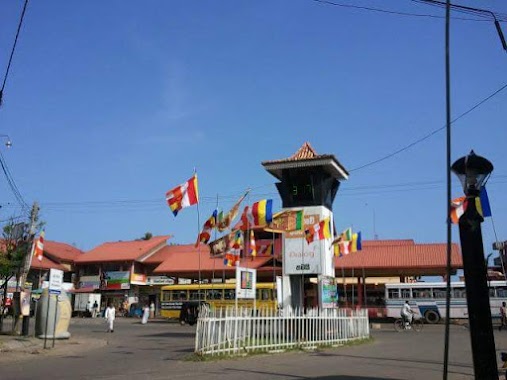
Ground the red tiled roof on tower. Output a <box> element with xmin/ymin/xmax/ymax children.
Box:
<box><xmin>75</xmin><ymin>235</ymin><xmax>170</xmax><ymax>263</ymax></box>
<box><xmin>261</xmin><ymin>142</ymin><xmax>349</xmax><ymax>180</ymax></box>
<box><xmin>290</xmin><ymin>142</ymin><xmax>318</xmax><ymax>160</ymax></box>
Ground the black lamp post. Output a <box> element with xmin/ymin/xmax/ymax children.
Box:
<box><xmin>451</xmin><ymin>150</ymin><xmax>498</xmax><ymax>379</ymax></box>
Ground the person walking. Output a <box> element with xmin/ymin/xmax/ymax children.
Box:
<box><xmin>92</xmin><ymin>300</ymin><xmax>99</xmax><ymax>318</ymax></box>
<box><xmin>149</xmin><ymin>302</ymin><xmax>155</xmax><ymax>319</ymax></box>
<box><xmin>105</xmin><ymin>303</ymin><xmax>116</xmax><ymax>333</ymax></box>
<box><xmin>141</xmin><ymin>304</ymin><xmax>150</xmax><ymax>325</ymax></box>
<box><xmin>500</xmin><ymin>302</ymin><xmax>507</xmax><ymax>331</ymax></box>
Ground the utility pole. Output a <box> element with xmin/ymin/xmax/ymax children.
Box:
<box><xmin>13</xmin><ymin>202</ymin><xmax>39</xmax><ymax>334</ymax></box>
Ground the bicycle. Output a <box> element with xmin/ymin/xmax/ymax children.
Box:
<box><xmin>394</xmin><ymin>315</ymin><xmax>424</xmax><ymax>332</ymax></box>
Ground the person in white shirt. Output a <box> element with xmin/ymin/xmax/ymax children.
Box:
<box><xmin>400</xmin><ymin>300</ymin><xmax>414</xmax><ymax>327</ymax></box>
<box><xmin>105</xmin><ymin>303</ymin><xmax>116</xmax><ymax>333</ymax></box>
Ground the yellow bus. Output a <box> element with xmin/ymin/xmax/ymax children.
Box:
<box><xmin>160</xmin><ymin>282</ymin><xmax>277</xmax><ymax>322</ymax></box>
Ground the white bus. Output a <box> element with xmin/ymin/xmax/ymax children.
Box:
<box><xmin>385</xmin><ymin>281</ymin><xmax>507</xmax><ymax>324</ymax></box>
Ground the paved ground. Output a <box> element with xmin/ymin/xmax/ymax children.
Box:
<box><xmin>1</xmin><ymin>317</ymin><xmax>507</xmax><ymax>380</ymax></box>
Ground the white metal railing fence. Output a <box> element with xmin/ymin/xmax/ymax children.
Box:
<box><xmin>195</xmin><ymin>306</ymin><xmax>370</xmax><ymax>356</ymax></box>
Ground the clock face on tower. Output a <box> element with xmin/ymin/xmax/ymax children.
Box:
<box><xmin>291</xmin><ymin>182</ymin><xmax>315</xmax><ymax>202</ymax></box>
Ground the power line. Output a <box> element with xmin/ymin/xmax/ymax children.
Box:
<box><xmin>412</xmin><ymin>0</ymin><xmax>507</xmax><ymax>22</ymax></box>
<box><xmin>350</xmin><ymin>82</ymin><xmax>507</xmax><ymax>172</ymax></box>
<box><xmin>1</xmin><ymin>175</ymin><xmax>505</xmax><ymax>212</ymax></box>
<box><xmin>309</xmin><ymin>0</ymin><xmax>497</xmax><ymax>22</ymax></box>
<box><xmin>0</xmin><ymin>150</ymin><xmax>29</xmax><ymax>212</ymax></box>
<box><xmin>0</xmin><ymin>0</ymin><xmax>29</xmax><ymax>107</ymax></box>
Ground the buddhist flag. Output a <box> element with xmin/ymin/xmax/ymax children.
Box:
<box><xmin>339</xmin><ymin>240</ymin><xmax>351</xmax><ymax>255</ymax></box>
<box><xmin>249</xmin><ymin>230</ymin><xmax>257</xmax><ymax>257</ymax></box>
<box><xmin>334</xmin><ymin>244</ymin><xmax>341</xmax><ymax>257</ymax></box>
<box><xmin>237</xmin><ymin>199</ymin><xmax>273</xmax><ymax>230</ymax></box>
<box><xmin>305</xmin><ymin>218</ymin><xmax>331</xmax><ymax>244</ymax></box>
<box><xmin>351</xmin><ymin>232</ymin><xmax>362</xmax><ymax>252</ymax></box>
<box><xmin>33</xmin><ymin>231</ymin><xmax>45</xmax><ymax>262</ymax></box>
<box><xmin>165</xmin><ymin>174</ymin><xmax>199</xmax><ymax>216</ymax></box>
<box><xmin>217</xmin><ymin>190</ymin><xmax>250</xmax><ymax>232</ymax></box>
<box><xmin>450</xmin><ymin>196</ymin><xmax>467</xmax><ymax>224</ymax></box>
<box><xmin>258</xmin><ymin>242</ymin><xmax>273</xmax><ymax>256</ymax></box>
<box><xmin>477</xmin><ymin>186</ymin><xmax>492</xmax><ymax>218</ymax></box>
<box><xmin>332</xmin><ymin>227</ymin><xmax>352</xmax><ymax>246</ymax></box>
<box><xmin>229</xmin><ymin>230</ymin><xmax>243</xmax><ymax>250</ymax></box>
<box><xmin>195</xmin><ymin>210</ymin><xmax>217</xmax><ymax>247</ymax></box>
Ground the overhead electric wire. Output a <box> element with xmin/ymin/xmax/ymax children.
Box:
<box><xmin>349</xmin><ymin>81</ymin><xmax>507</xmax><ymax>172</ymax></box>
<box><xmin>0</xmin><ymin>0</ymin><xmax>29</xmax><ymax>107</ymax></box>
<box><xmin>310</xmin><ymin>0</ymin><xmax>496</xmax><ymax>22</ymax></box>
<box><xmin>0</xmin><ymin>175</ymin><xmax>503</xmax><ymax>214</ymax></box>
<box><xmin>0</xmin><ymin>149</ymin><xmax>29</xmax><ymax>212</ymax></box>
<box><xmin>412</xmin><ymin>0</ymin><xmax>507</xmax><ymax>22</ymax></box>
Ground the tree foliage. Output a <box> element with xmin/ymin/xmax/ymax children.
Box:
<box><xmin>0</xmin><ymin>221</ymin><xmax>27</xmax><ymax>285</ymax></box>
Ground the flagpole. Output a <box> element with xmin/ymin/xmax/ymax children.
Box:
<box><xmin>341</xmin><ymin>265</ymin><xmax>346</xmax><ymax>308</ymax></box>
<box><xmin>195</xmin><ymin>170</ymin><xmax>202</xmax><ymax>290</ymax></box>
<box><xmin>212</xmin><ymin>194</ymin><xmax>219</xmax><ymax>284</ymax></box>
<box><xmin>300</xmin><ymin>225</ymin><xmax>305</xmax><ymax>310</ymax></box>
<box><xmin>351</xmin><ymin>267</ymin><xmax>355</xmax><ymax>308</ymax></box>
<box><xmin>362</xmin><ymin>267</ymin><xmax>366</xmax><ymax>309</ymax></box>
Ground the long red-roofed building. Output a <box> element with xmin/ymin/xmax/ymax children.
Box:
<box><xmin>73</xmin><ymin>235</ymin><xmax>170</xmax><ymax>311</ymax></box>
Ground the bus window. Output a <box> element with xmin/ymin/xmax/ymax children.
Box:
<box><xmin>171</xmin><ymin>290</ymin><xmax>188</xmax><ymax>301</ymax></box>
<box><xmin>189</xmin><ymin>290</ymin><xmax>204</xmax><ymax>301</ymax></box>
<box><xmin>224</xmin><ymin>289</ymin><xmax>235</xmax><ymax>300</ymax></box>
<box><xmin>257</xmin><ymin>289</ymin><xmax>271</xmax><ymax>301</ymax></box>
<box><xmin>413</xmin><ymin>288</ymin><xmax>432</xmax><ymax>298</ymax></box>
<box><xmin>432</xmin><ymin>289</ymin><xmax>446</xmax><ymax>299</ymax></box>
<box><xmin>161</xmin><ymin>291</ymin><xmax>171</xmax><ymax>302</ymax></box>
<box><xmin>452</xmin><ymin>288</ymin><xmax>466</xmax><ymax>298</ymax></box>
<box><xmin>388</xmin><ymin>289</ymin><xmax>400</xmax><ymax>299</ymax></box>
<box><xmin>489</xmin><ymin>287</ymin><xmax>496</xmax><ymax>297</ymax></box>
<box><xmin>401</xmin><ymin>289</ymin><xmax>411</xmax><ymax>299</ymax></box>
<box><xmin>205</xmin><ymin>289</ymin><xmax>222</xmax><ymax>300</ymax></box>
<box><xmin>497</xmin><ymin>287</ymin><xmax>507</xmax><ymax>297</ymax></box>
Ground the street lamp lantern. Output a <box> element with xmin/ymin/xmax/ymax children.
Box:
<box><xmin>451</xmin><ymin>150</ymin><xmax>498</xmax><ymax>379</ymax></box>
<box><xmin>451</xmin><ymin>150</ymin><xmax>493</xmax><ymax>196</ymax></box>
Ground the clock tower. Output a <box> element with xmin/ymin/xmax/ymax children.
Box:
<box><xmin>262</xmin><ymin>142</ymin><xmax>349</xmax><ymax>308</ymax></box>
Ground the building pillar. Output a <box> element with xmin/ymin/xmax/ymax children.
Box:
<box><xmin>357</xmin><ymin>276</ymin><xmax>363</xmax><ymax>308</ymax></box>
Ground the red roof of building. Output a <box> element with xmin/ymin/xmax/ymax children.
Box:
<box><xmin>30</xmin><ymin>255</ymin><xmax>66</xmax><ymax>271</ymax></box>
<box><xmin>75</xmin><ymin>235</ymin><xmax>170</xmax><ymax>263</ymax></box>
<box><xmin>334</xmin><ymin>242</ymin><xmax>462</xmax><ymax>276</ymax></box>
<box><xmin>44</xmin><ymin>240</ymin><xmax>84</xmax><ymax>263</ymax></box>
<box><xmin>362</xmin><ymin>239</ymin><xmax>415</xmax><ymax>247</ymax></box>
<box><xmin>153</xmin><ymin>244</ymin><xmax>272</xmax><ymax>277</ymax></box>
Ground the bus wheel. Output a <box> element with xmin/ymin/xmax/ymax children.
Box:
<box><xmin>424</xmin><ymin>310</ymin><xmax>440</xmax><ymax>324</ymax></box>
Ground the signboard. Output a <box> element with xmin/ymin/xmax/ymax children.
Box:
<box><xmin>283</xmin><ymin>206</ymin><xmax>334</xmax><ymax>276</ymax></box>
<box><xmin>146</xmin><ymin>276</ymin><xmax>174</xmax><ymax>286</ymax></box>
<box><xmin>79</xmin><ymin>275</ymin><xmax>100</xmax><ymax>289</ymax></box>
<box><xmin>235</xmin><ymin>267</ymin><xmax>256</xmax><ymax>299</ymax></box>
<box><xmin>101</xmin><ymin>271</ymin><xmax>130</xmax><ymax>290</ymax></box>
<box><xmin>319</xmin><ymin>275</ymin><xmax>338</xmax><ymax>308</ymax></box>
<box><xmin>130</xmin><ymin>273</ymin><xmax>147</xmax><ymax>285</ymax></box>
<box><xmin>49</xmin><ymin>268</ymin><xmax>64</xmax><ymax>295</ymax></box>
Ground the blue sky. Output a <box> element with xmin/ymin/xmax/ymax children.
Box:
<box><xmin>0</xmin><ymin>0</ymin><xmax>506</xmax><ymax>257</ymax></box>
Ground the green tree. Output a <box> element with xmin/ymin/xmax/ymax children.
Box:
<box><xmin>0</xmin><ymin>219</ymin><xmax>27</xmax><ymax>331</ymax></box>
<box><xmin>141</xmin><ymin>232</ymin><xmax>153</xmax><ymax>241</ymax></box>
